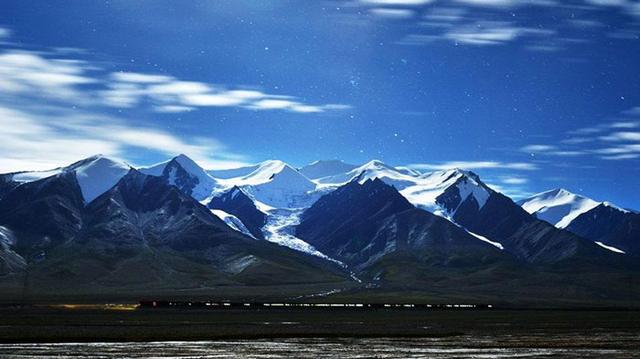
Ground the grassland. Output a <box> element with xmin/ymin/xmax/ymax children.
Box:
<box><xmin>1</xmin><ymin>305</ymin><xmax>640</xmax><ymax>345</ymax></box>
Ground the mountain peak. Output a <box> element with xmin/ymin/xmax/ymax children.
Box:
<box><xmin>171</xmin><ymin>154</ymin><xmax>206</xmax><ymax>172</ymax></box>
<box><xmin>67</xmin><ymin>155</ymin><xmax>131</xmax><ymax>203</ymax></box>
<box><xmin>545</xmin><ymin>188</ymin><xmax>573</xmax><ymax>197</ymax></box>
<box><xmin>139</xmin><ymin>154</ymin><xmax>218</xmax><ymax>201</ymax></box>
<box><xmin>519</xmin><ymin>188</ymin><xmax>600</xmax><ymax>228</ymax></box>
<box><xmin>361</xmin><ymin>159</ymin><xmax>389</xmax><ymax>169</ymax></box>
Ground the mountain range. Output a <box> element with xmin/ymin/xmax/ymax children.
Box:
<box><xmin>0</xmin><ymin>154</ymin><xmax>638</xmax><ymax>305</ymax></box>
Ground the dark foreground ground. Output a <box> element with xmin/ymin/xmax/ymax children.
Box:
<box><xmin>1</xmin><ymin>306</ymin><xmax>640</xmax><ymax>346</ymax></box>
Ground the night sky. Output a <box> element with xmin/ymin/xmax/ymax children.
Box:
<box><xmin>1</xmin><ymin>0</ymin><xmax>639</xmax><ymax>208</ymax></box>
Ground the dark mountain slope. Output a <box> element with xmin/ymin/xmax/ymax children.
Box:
<box><xmin>0</xmin><ymin>170</ymin><xmax>348</xmax><ymax>297</ymax></box>
<box><xmin>0</xmin><ymin>172</ymin><xmax>85</xmax><ymax>258</ymax></box>
<box><xmin>207</xmin><ymin>186</ymin><xmax>267</xmax><ymax>240</ymax></box>
<box><xmin>442</xmin><ymin>177</ymin><xmax>611</xmax><ymax>264</ymax></box>
<box><xmin>296</xmin><ymin>179</ymin><xmax>513</xmax><ymax>283</ymax></box>
<box><xmin>567</xmin><ymin>204</ymin><xmax>640</xmax><ymax>255</ymax></box>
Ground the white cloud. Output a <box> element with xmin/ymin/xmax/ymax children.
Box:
<box><xmin>0</xmin><ymin>104</ymin><xmax>249</xmax><ymax>172</ymax></box>
<box><xmin>446</xmin><ymin>25</ymin><xmax>520</xmax><ymax>45</ymax></box>
<box><xmin>0</xmin><ymin>27</ymin><xmax>11</xmax><ymax>39</ymax></box>
<box><xmin>448</xmin><ymin>22</ymin><xmax>554</xmax><ymax>45</ymax></box>
<box><xmin>600</xmin><ymin>153</ymin><xmax>640</xmax><ymax>160</ymax></box>
<box><xmin>423</xmin><ymin>7</ymin><xmax>467</xmax><ymax>22</ymax></box>
<box><xmin>584</xmin><ymin>0</ymin><xmax>628</xmax><ymax>6</ymax></box>
<box><xmin>360</xmin><ymin>0</ymin><xmax>434</xmax><ymax>5</ymax></box>
<box><xmin>0</xmin><ymin>44</ymin><xmax>349</xmax><ymax>114</ymax></box>
<box><xmin>181</xmin><ymin>93</ymin><xmax>249</xmax><ymax>107</ymax></box>
<box><xmin>500</xmin><ymin>176</ymin><xmax>528</xmax><ymax>185</ymax></box>
<box><xmin>454</xmin><ymin>0</ymin><xmax>557</xmax><ymax>7</ymax></box>
<box><xmin>0</xmin><ymin>26</ymin><xmax>352</xmax><ymax>173</ymax></box>
<box><xmin>485</xmin><ymin>182</ymin><xmax>533</xmax><ymax>200</ymax></box>
<box><xmin>111</xmin><ymin>71</ymin><xmax>174</xmax><ymax>83</ymax></box>
<box><xmin>408</xmin><ymin>160</ymin><xmax>538</xmax><ymax>171</ymax></box>
<box><xmin>561</xmin><ymin>137</ymin><xmax>592</xmax><ymax>144</ymax></box>
<box><xmin>454</xmin><ymin>0</ymin><xmax>522</xmax><ymax>7</ymax></box>
<box><xmin>520</xmin><ymin>106</ymin><xmax>640</xmax><ymax>164</ymax></box>
<box><xmin>248</xmin><ymin>99</ymin><xmax>350</xmax><ymax>113</ymax></box>
<box><xmin>521</xmin><ymin>144</ymin><xmax>557</xmax><ymax>152</ymax></box>
<box><xmin>102</xmin><ymin>74</ymin><xmax>346</xmax><ymax>113</ymax></box>
<box><xmin>0</xmin><ymin>51</ymin><xmax>97</xmax><ymax>102</ymax></box>
<box><xmin>370</xmin><ymin>8</ymin><xmax>415</xmax><ymax>18</ymax></box>
<box><xmin>610</xmin><ymin>121</ymin><xmax>639</xmax><ymax>129</ymax></box>
<box><xmin>601</xmin><ymin>131</ymin><xmax>640</xmax><ymax>142</ymax></box>
<box><xmin>153</xmin><ymin>105</ymin><xmax>194</xmax><ymax>113</ymax></box>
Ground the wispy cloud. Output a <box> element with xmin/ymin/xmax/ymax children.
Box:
<box><xmin>454</xmin><ymin>0</ymin><xmax>557</xmax><ymax>8</ymax></box>
<box><xmin>342</xmin><ymin>0</ymin><xmax>640</xmax><ymax>50</ymax></box>
<box><xmin>0</xmin><ymin>104</ymin><xmax>249</xmax><ymax>172</ymax></box>
<box><xmin>600</xmin><ymin>131</ymin><xmax>640</xmax><ymax>142</ymax></box>
<box><xmin>1</xmin><ymin>28</ymin><xmax>350</xmax><ymax>172</ymax></box>
<box><xmin>500</xmin><ymin>176</ymin><xmax>528</xmax><ymax>185</ymax></box>
<box><xmin>0</xmin><ymin>40</ymin><xmax>349</xmax><ymax>115</ymax></box>
<box><xmin>0</xmin><ymin>27</ymin><xmax>11</xmax><ymax>39</ymax></box>
<box><xmin>408</xmin><ymin>160</ymin><xmax>538</xmax><ymax>171</ymax></box>
<box><xmin>521</xmin><ymin>144</ymin><xmax>557</xmax><ymax>152</ymax></box>
<box><xmin>520</xmin><ymin>106</ymin><xmax>640</xmax><ymax>162</ymax></box>
<box><xmin>369</xmin><ymin>8</ymin><xmax>415</xmax><ymax>18</ymax></box>
<box><xmin>103</xmin><ymin>71</ymin><xmax>349</xmax><ymax>113</ymax></box>
<box><xmin>360</xmin><ymin>0</ymin><xmax>434</xmax><ymax>5</ymax></box>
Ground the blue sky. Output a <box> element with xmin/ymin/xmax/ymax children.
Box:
<box><xmin>1</xmin><ymin>0</ymin><xmax>639</xmax><ymax>208</ymax></box>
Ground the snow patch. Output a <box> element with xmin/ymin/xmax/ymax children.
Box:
<box><xmin>211</xmin><ymin>209</ymin><xmax>255</xmax><ymax>239</ymax></box>
<box><xmin>595</xmin><ymin>241</ymin><xmax>626</xmax><ymax>254</ymax></box>
<box><xmin>262</xmin><ymin>208</ymin><xmax>342</xmax><ymax>263</ymax></box>
<box><xmin>466</xmin><ymin>230</ymin><xmax>504</xmax><ymax>250</ymax></box>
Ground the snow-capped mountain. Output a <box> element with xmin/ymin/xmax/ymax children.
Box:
<box><xmin>312</xmin><ymin>161</ymin><xmax>491</xmax><ymax>219</ymax></box>
<box><xmin>298</xmin><ymin>160</ymin><xmax>358</xmax><ymax>179</ymax></box>
<box><xmin>314</xmin><ymin>160</ymin><xmax>419</xmax><ymax>189</ymax></box>
<box><xmin>296</xmin><ymin>178</ymin><xmax>510</xmax><ymax>279</ymax></box>
<box><xmin>401</xmin><ymin>168</ymin><xmax>492</xmax><ymax>217</ymax></box>
<box><xmin>519</xmin><ymin>189</ymin><xmax>638</xmax><ymax>255</ymax></box>
<box><xmin>216</xmin><ymin>160</ymin><xmax>318</xmax><ymax>209</ymax></box>
<box><xmin>3</xmin><ymin>155</ymin><xmax>131</xmax><ymax>203</ymax></box>
<box><xmin>0</xmin><ymin>153</ymin><xmax>638</xmax><ymax>303</ymax></box>
<box><xmin>566</xmin><ymin>203</ymin><xmax>639</xmax><ymax>255</ymax></box>
<box><xmin>518</xmin><ymin>188</ymin><xmax>601</xmax><ymax>228</ymax></box>
<box><xmin>394</xmin><ymin>166</ymin><xmax>421</xmax><ymax>177</ymax></box>
<box><xmin>140</xmin><ymin>154</ymin><xmax>219</xmax><ymax>201</ymax></box>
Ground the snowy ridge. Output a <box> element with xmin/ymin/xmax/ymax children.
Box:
<box><xmin>519</xmin><ymin>188</ymin><xmax>602</xmax><ymax>228</ymax></box>
<box><xmin>400</xmin><ymin>168</ymin><xmax>491</xmax><ymax>217</ymax></box>
<box><xmin>313</xmin><ymin>161</ymin><xmax>492</xmax><ymax>219</ymax></box>
<box><xmin>315</xmin><ymin>160</ymin><xmax>419</xmax><ymax>190</ymax></box>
